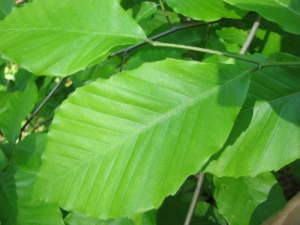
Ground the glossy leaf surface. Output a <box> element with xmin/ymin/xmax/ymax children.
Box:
<box><xmin>224</xmin><ymin>0</ymin><xmax>300</xmax><ymax>34</ymax></box>
<box><xmin>213</xmin><ymin>173</ymin><xmax>286</xmax><ymax>225</ymax></box>
<box><xmin>34</xmin><ymin>59</ymin><xmax>251</xmax><ymax>221</ymax></box>
<box><xmin>205</xmin><ymin>55</ymin><xmax>300</xmax><ymax>177</ymax></box>
<box><xmin>0</xmin><ymin>0</ymin><xmax>146</xmax><ymax>76</ymax></box>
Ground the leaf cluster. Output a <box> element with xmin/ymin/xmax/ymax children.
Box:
<box><xmin>0</xmin><ymin>0</ymin><xmax>300</xmax><ymax>224</ymax></box>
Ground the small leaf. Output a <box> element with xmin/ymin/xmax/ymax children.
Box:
<box><xmin>0</xmin><ymin>79</ymin><xmax>37</xmax><ymax>142</ymax></box>
<box><xmin>0</xmin><ymin>0</ymin><xmax>146</xmax><ymax>77</ymax></box>
<box><xmin>224</xmin><ymin>0</ymin><xmax>300</xmax><ymax>34</ymax></box>
<box><xmin>213</xmin><ymin>173</ymin><xmax>286</xmax><ymax>225</ymax></box>
<box><xmin>34</xmin><ymin>59</ymin><xmax>252</xmax><ymax>221</ymax></box>
<box><xmin>166</xmin><ymin>0</ymin><xmax>247</xmax><ymax>22</ymax></box>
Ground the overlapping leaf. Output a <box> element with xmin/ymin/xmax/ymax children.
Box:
<box><xmin>0</xmin><ymin>166</ymin><xmax>64</xmax><ymax>225</ymax></box>
<box><xmin>165</xmin><ymin>0</ymin><xmax>246</xmax><ymax>22</ymax></box>
<box><xmin>213</xmin><ymin>173</ymin><xmax>286</xmax><ymax>225</ymax></box>
<box><xmin>224</xmin><ymin>0</ymin><xmax>300</xmax><ymax>34</ymax></box>
<box><xmin>0</xmin><ymin>0</ymin><xmax>14</xmax><ymax>20</ymax></box>
<box><xmin>205</xmin><ymin>54</ymin><xmax>300</xmax><ymax>177</ymax></box>
<box><xmin>0</xmin><ymin>80</ymin><xmax>37</xmax><ymax>142</ymax></box>
<box><xmin>34</xmin><ymin>59</ymin><xmax>252</xmax><ymax>221</ymax></box>
<box><xmin>0</xmin><ymin>0</ymin><xmax>146</xmax><ymax>77</ymax></box>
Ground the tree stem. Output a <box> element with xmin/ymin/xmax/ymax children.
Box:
<box><xmin>184</xmin><ymin>173</ymin><xmax>205</xmax><ymax>225</ymax></box>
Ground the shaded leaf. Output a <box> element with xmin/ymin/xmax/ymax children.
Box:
<box><xmin>213</xmin><ymin>173</ymin><xmax>286</xmax><ymax>225</ymax></box>
<box><xmin>0</xmin><ymin>80</ymin><xmax>37</xmax><ymax>142</ymax></box>
<box><xmin>34</xmin><ymin>59</ymin><xmax>252</xmax><ymax>221</ymax></box>
<box><xmin>0</xmin><ymin>0</ymin><xmax>146</xmax><ymax>77</ymax></box>
<box><xmin>13</xmin><ymin>133</ymin><xmax>47</xmax><ymax>173</ymax></box>
<box><xmin>165</xmin><ymin>0</ymin><xmax>246</xmax><ymax>22</ymax></box>
<box><xmin>224</xmin><ymin>0</ymin><xmax>300</xmax><ymax>34</ymax></box>
<box><xmin>127</xmin><ymin>2</ymin><xmax>157</xmax><ymax>24</ymax></box>
<box><xmin>0</xmin><ymin>148</ymin><xmax>8</xmax><ymax>171</ymax></box>
<box><xmin>64</xmin><ymin>210</ymin><xmax>135</xmax><ymax>225</ymax></box>
<box><xmin>0</xmin><ymin>166</ymin><xmax>64</xmax><ymax>225</ymax></box>
<box><xmin>0</xmin><ymin>0</ymin><xmax>14</xmax><ymax>20</ymax></box>
<box><xmin>204</xmin><ymin>55</ymin><xmax>300</xmax><ymax>177</ymax></box>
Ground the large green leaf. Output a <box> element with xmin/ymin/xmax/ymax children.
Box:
<box><xmin>165</xmin><ymin>0</ymin><xmax>246</xmax><ymax>22</ymax></box>
<box><xmin>213</xmin><ymin>173</ymin><xmax>286</xmax><ymax>225</ymax></box>
<box><xmin>224</xmin><ymin>0</ymin><xmax>300</xmax><ymax>34</ymax></box>
<box><xmin>0</xmin><ymin>0</ymin><xmax>146</xmax><ymax>77</ymax></box>
<box><xmin>0</xmin><ymin>80</ymin><xmax>37</xmax><ymax>142</ymax></box>
<box><xmin>33</xmin><ymin>59</ymin><xmax>252</xmax><ymax>221</ymax></box>
<box><xmin>0</xmin><ymin>166</ymin><xmax>64</xmax><ymax>225</ymax></box>
<box><xmin>204</xmin><ymin>54</ymin><xmax>300</xmax><ymax>177</ymax></box>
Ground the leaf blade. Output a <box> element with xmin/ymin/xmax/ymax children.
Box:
<box><xmin>0</xmin><ymin>0</ymin><xmax>146</xmax><ymax>76</ymax></box>
<box><xmin>34</xmin><ymin>59</ymin><xmax>252</xmax><ymax>220</ymax></box>
<box><xmin>224</xmin><ymin>0</ymin><xmax>300</xmax><ymax>34</ymax></box>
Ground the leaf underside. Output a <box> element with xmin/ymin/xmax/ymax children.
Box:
<box><xmin>34</xmin><ymin>59</ymin><xmax>252</xmax><ymax>220</ymax></box>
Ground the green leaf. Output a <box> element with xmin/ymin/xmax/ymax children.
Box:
<box><xmin>0</xmin><ymin>0</ymin><xmax>14</xmax><ymax>20</ymax></box>
<box><xmin>13</xmin><ymin>133</ymin><xmax>47</xmax><ymax>173</ymax></box>
<box><xmin>34</xmin><ymin>59</ymin><xmax>251</xmax><ymax>221</ymax></box>
<box><xmin>213</xmin><ymin>173</ymin><xmax>286</xmax><ymax>225</ymax></box>
<box><xmin>14</xmin><ymin>68</ymin><xmax>33</xmax><ymax>91</ymax></box>
<box><xmin>0</xmin><ymin>80</ymin><xmax>37</xmax><ymax>142</ymax></box>
<box><xmin>204</xmin><ymin>55</ymin><xmax>300</xmax><ymax>177</ymax></box>
<box><xmin>224</xmin><ymin>0</ymin><xmax>300</xmax><ymax>34</ymax></box>
<box><xmin>64</xmin><ymin>211</ymin><xmax>135</xmax><ymax>225</ymax></box>
<box><xmin>0</xmin><ymin>166</ymin><xmax>64</xmax><ymax>225</ymax></box>
<box><xmin>165</xmin><ymin>0</ymin><xmax>246</xmax><ymax>22</ymax></box>
<box><xmin>127</xmin><ymin>2</ymin><xmax>157</xmax><ymax>24</ymax></box>
<box><xmin>0</xmin><ymin>63</ymin><xmax>6</xmax><ymax>86</ymax></box>
<box><xmin>0</xmin><ymin>0</ymin><xmax>146</xmax><ymax>77</ymax></box>
<box><xmin>0</xmin><ymin>148</ymin><xmax>8</xmax><ymax>171</ymax></box>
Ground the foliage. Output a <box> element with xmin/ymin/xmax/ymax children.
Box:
<box><xmin>0</xmin><ymin>0</ymin><xmax>300</xmax><ymax>224</ymax></box>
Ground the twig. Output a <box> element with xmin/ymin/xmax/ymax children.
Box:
<box><xmin>148</xmin><ymin>41</ymin><xmax>261</xmax><ymax>65</ymax></box>
<box><xmin>109</xmin><ymin>19</ymin><xmax>229</xmax><ymax>57</ymax></box>
<box><xmin>184</xmin><ymin>173</ymin><xmax>205</xmax><ymax>225</ymax></box>
<box><xmin>240</xmin><ymin>15</ymin><xmax>262</xmax><ymax>54</ymax></box>
<box><xmin>119</xmin><ymin>53</ymin><xmax>128</xmax><ymax>72</ymax></box>
<box><xmin>31</xmin><ymin>117</ymin><xmax>53</xmax><ymax>134</ymax></box>
<box><xmin>19</xmin><ymin>77</ymin><xmax>66</xmax><ymax>140</ymax></box>
<box><xmin>159</xmin><ymin>0</ymin><xmax>173</xmax><ymax>28</ymax></box>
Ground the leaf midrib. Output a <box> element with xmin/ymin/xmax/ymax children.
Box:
<box><xmin>36</xmin><ymin>66</ymin><xmax>250</xmax><ymax>194</ymax></box>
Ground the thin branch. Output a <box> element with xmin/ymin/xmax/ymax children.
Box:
<box><xmin>159</xmin><ymin>0</ymin><xmax>173</xmax><ymax>28</ymax></box>
<box><xmin>119</xmin><ymin>53</ymin><xmax>128</xmax><ymax>72</ymax></box>
<box><xmin>148</xmin><ymin>41</ymin><xmax>300</xmax><ymax>68</ymax></box>
<box><xmin>184</xmin><ymin>173</ymin><xmax>205</xmax><ymax>225</ymax></box>
<box><xmin>31</xmin><ymin>117</ymin><xmax>53</xmax><ymax>134</ymax></box>
<box><xmin>240</xmin><ymin>15</ymin><xmax>262</xmax><ymax>54</ymax></box>
<box><xmin>109</xmin><ymin>19</ymin><xmax>229</xmax><ymax>57</ymax></box>
<box><xmin>148</xmin><ymin>40</ymin><xmax>261</xmax><ymax>65</ymax></box>
<box><xmin>19</xmin><ymin>77</ymin><xmax>66</xmax><ymax>140</ymax></box>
